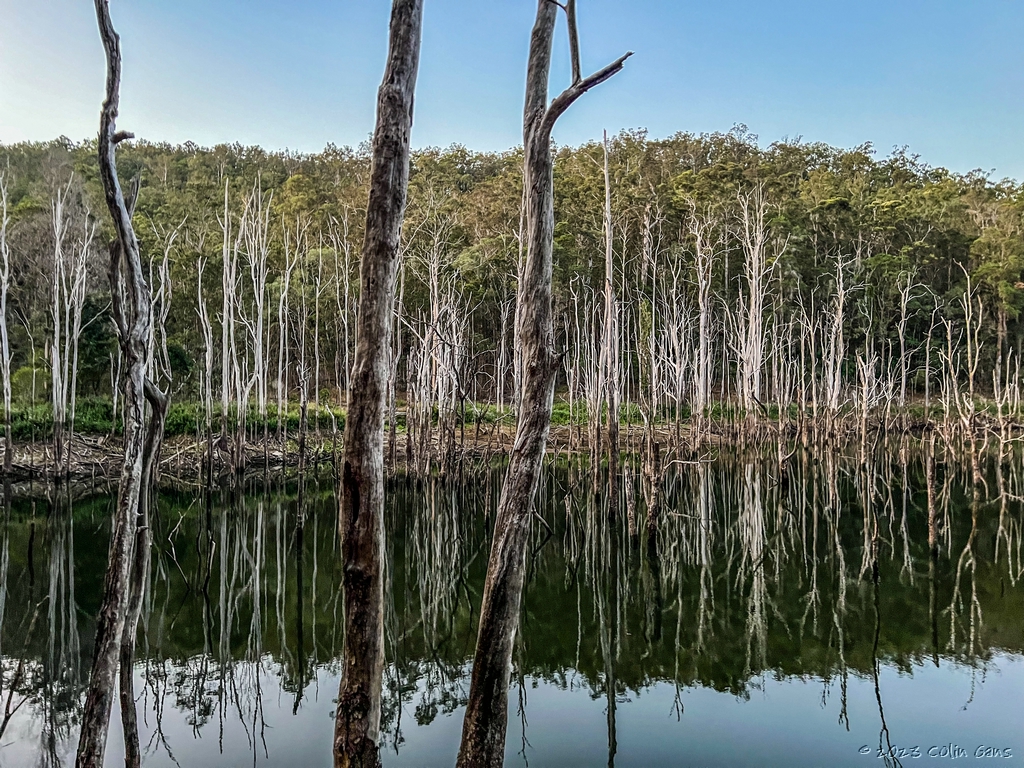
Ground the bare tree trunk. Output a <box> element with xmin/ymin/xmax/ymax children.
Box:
<box><xmin>77</xmin><ymin>3</ymin><xmax>165</xmax><ymax>765</ymax></box>
<box><xmin>241</xmin><ymin>181</ymin><xmax>271</xmax><ymax>462</ymax></box>
<box><xmin>220</xmin><ymin>181</ymin><xmax>240</xmax><ymax>470</ymax></box>
<box><xmin>691</xmin><ymin>212</ymin><xmax>714</xmax><ymax>438</ymax></box>
<box><xmin>278</xmin><ymin>222</ymin><xmax>300</xmax><ymax>444</ymax></box>
<box><xmin>0</xmin><ymin>174</ymin><xmax>12</xmax><ymax>474</ymax></box>
<box><xmin>65</xmin><ymin>218</ymin><xmax>92</xmax><ymax>472</ymax></box>
<box><xmin>119</xmin><ymin>379</ymin><xmax>167</xmax><ymax>768</ymax></box>
<box><xmin>333</xmin><ymin>2</ymin><xmax>423</xmax><ymax>766</ymax></box>
<box><xmin>456</xmin><ymin>4</ymin><xmax>629</xmax><ymax>765</ymax></box>
<box><xmin>600</xmin><ymin>131</ymin><xmax>620</xmax><ymax>514</ymax></box>
<box><xmin>49</xmin><ymin>179</ymin><xmax>89</xmax><ymax>476</ymax></box>
<box><xmin>197</xmin><ymin>238</ymin><xmax>215</xmax><ymax>472</ymax></box>
<box><xmin>736</xmin><ymin>184</ymin><xmax>775</xmax><ymax>419</ymax></box>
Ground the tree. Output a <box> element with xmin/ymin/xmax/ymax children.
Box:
<box><xmin>333</xmin><ymin>2</ymin><xmax>423</xmax><ymax>767</ymax></box>
<box><xmin>76</xmin><ymin>3</ymin><xmax>169</xmax><ymax>767</ymax></box>
<box><xmin>456</xmin><ymin>2</ymin><xmax>630</xmax><ymax>765</ymax></box>
<box><xmin>0</xmin><ymin>170</ymin><xmax>12</xmax><ymax>472</ymax></box>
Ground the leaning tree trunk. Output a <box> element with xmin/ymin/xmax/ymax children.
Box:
<box><xmin>456</xmin><ymin>3</ymin><xmax>630</xmax><ymax>765</ymax></box>
<box><xmin>333</xmin><ymin>2</ymin><xmax>423</xmax><ymax>767</ymax></box>
<box><xmin>77</xmin><ymin>3</ymin><xmax>167</xmax><ymax>766</ymax></box>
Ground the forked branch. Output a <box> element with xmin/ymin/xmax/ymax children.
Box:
<box><xmin>543</xmin><ymin>51</ymin><xmax>632</xmax><ymax>136</ymax></box>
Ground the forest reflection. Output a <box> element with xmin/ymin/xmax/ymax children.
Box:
<box><xmin>1</xmin><ymin>438</ymin><xmax>1023</xmax><ymax>767</ymax></box>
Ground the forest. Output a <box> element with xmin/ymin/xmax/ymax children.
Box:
<box><xmin>1</xmin><ymin>126</ymin><xmax>1022</xmax><ymax>475</ymax></box>
<box><xmin>2</xmin><ymin>2</ymin><xmax>1023</xmax><ymax>768</ymax></box>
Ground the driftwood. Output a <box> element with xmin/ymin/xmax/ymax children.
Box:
<box><xmin>333</xmin><ymin>2</ymin><xmax>423</xmax><ymax>767</ymax></box>
<box><xmin>456</xmin><ymin>2</ymin><xmax>630</xmax><ymax>766</ymax></box>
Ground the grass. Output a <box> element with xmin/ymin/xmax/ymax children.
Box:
<box><xmin>0</xmin><ymin>393</ymin><xmax>1011</xmax><ymax>443</ymax></box>
<box><xmin>3</xmin><ymin>398</ymin><xmax>348</xmax><ymax>440</ymax></box>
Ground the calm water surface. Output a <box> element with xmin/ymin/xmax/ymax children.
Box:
<box><xmin>1</xmin><ymin>446</ymin><xmax>1022</xmax><ymax>767</ymax></box>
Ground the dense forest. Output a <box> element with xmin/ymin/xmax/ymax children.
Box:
<box><xmin>2</xmin><ymin>130</ymin><xmax>1021</xmax><ymax>465</ymax></box>
<box><xmin>4</xmin><ymin>3</ymin><xmax>1024</xmax><ymax>768</ymax></box>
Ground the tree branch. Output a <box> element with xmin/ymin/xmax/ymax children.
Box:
<box><xmin>566</xmin><ymin>0</ymin><xmax>581</xmax><ymax>84</ymax></box>
<box><xmin>542</xmin><ymin>51</ymin><xmax>633</xmax><ymax>138</ymax></box>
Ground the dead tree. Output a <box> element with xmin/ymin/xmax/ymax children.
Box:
<box><xmin>76</xmin><ymin>3</ymin><xmax>168</xmax><ymax>767</ymax></box>
<box><xmin>195</xmin><ymin>227</ymin><xmax>215</xmax><ymax>467</ymax></box>
<box><xmin>689</xmin><ymin>205</ymin><xmax>721</xmax><ymax>439</ymax></box>
<box><xmin>599</xmin><ymin>131</ymin><xmax>620</xmax><ymax>504</ymax></box>
<box><xmin>333</xmin><ymin>1</ymin><xmax>423</xmax><ymax>766</ymax></box>
<box><xmin>219</xmin><ymin>180</ymin><xmax>242</xmax><ymax>469</ymax></box>
<box><xmin>735</xmin><ymin>184</ymin><xmax>774</xmax><ymax>418</ymax></box>
<box><xmin>0</xmin><ymin>172</ymin><xmax>12</xmax><ymax>473</ymax></box>
<box><xmin>456</xmin><ymin>3</ymin><xmax>630</xmax><ymax>765</ymax></box>
<box><xmin>277</xmin><ymin>218</ymin><xmax>302</xmax><ymax>444</ymax></box>
<box><xmin>50</xmin><ymin>179</ymin><xmax>94</xmax><ymax>474</ymax></box>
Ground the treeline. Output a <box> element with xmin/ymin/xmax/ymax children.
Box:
<box><xmin>0</xmin><ymin>128</ymin><xmax>1022</xmax><ymax>462</ymax></box>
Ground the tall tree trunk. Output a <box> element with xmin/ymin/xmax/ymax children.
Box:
<box><xmin>77</xmin><ymin>4</ymin><xmax>168</xmax><ymax>767</ymax></box>
<box><xmin>77</xmin><ymin>3</ymin><xmax>151</xmax><ymax>766</ymax></box>
<box><xmin>600</xmin><ymin>131</ymin><xmax>620</xmax><ymax>518</ymax></box>
<box><xmin>333</xmin><ymin>2</ymin><xmax>423</xmax><ymax>766</ymax></box>
<box><xmin>119</xmin><ymin>380</ymin><xmax>167</xmax><ymax>768</ymax></box>
<box><xmin>456</xmin><ymin>4</ymin><xmax>629</xmax><ymax>765</ymax></box>
<box><xmin>0</xmin><ymin>174</ymin><xmax>12</xmax><ymax>474</ymax></box>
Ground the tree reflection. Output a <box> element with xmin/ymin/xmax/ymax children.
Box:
<box><xmin>0</xmin><ymin>442</ymin><xmax>1022</xmax><ymax>765</ymax></box>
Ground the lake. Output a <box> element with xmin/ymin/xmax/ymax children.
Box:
<box><xmin>1</xmin><ymin>442</ymin><xmax>1022</xmax><ymax>767</ymax></box>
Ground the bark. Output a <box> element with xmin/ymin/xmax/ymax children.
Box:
<box><xmin>119</xmin><ymin>379</ymin><xmax>168</xmax><ymax>768</ymax></box>
<box><xmin>600</xmin><ymin>132</ymin><xmax>620</xmax><ymax>515</ymax></box>
<box><xmin>689</xmin><ymin>207</ymin><xmax>718</xmax><ymax>437</ymax></box>
<box><xmin>77</xmin><ymin>4</ymin><xmax>165</xmax><ymax>766</ymax></box>
<box><xmin>456</xmin><ymin>4</ymin><xmax>629</xmax><ymax>766</ymax></box>
<box><xmin>196</xmin><ymin>237</ymin><xmax>215</xmax><ymax>470</ymax></box>
<box><xmin>0</xmin><ymin>174</ymin><xmax>11</xmax><ymax>474</ymax></box>
<box><xmin>277</xmin><ymin>223</ymin><xmax>299</xmax><ymax>443</ymax></box>
<box><xmin>49</xmin><ymin>181</ymin><xmax>92</xmax><ymax>475</ymax></box>
<box><xmin>333</xmin><ymin>2</ymin><xmax>423</xmax><ymax>766</ymax></box>
<box><xmin>736</xmin><ymin>185</ymin><xmax>773</xmax><ymax>416</ymax></box>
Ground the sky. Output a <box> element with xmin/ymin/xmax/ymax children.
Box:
<box><xmin>1</xmin><ymin>0</ymin><xmax>1022</xmax><ymax>178</ymax></box>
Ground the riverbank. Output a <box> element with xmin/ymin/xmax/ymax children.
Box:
<box><xmin>3</xmin><ymin>396</ymin><xmax>1023</xmax><ymax>486</ymax></box>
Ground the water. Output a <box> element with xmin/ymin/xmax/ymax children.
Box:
<box><xmin>1</xmin><ymin>444</ymin><xmax>1023</xmax><ymax>767</ymax></box>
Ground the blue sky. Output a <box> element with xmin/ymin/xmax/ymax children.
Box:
<box><xmin>1</xmin><ymin>0</ymin><xmax>1022</xmax><ymax>178</ymax></box>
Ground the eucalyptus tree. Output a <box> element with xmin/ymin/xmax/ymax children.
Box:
<box><xmin>734</xmin><ymin>183</ymin><xmax>778</xmax><ymax>417</ymax></box>
<box><xmin>333</xmin><ymin>1</ymin><xmax>423</xmax><ymax>766</ymax></box>
<box><xmin>49</xmin><ymin>178</ymin><xmax>94</xmax><ymax>473</ymax></box>
<box><xmin>456</xmin><ymin>2</ymin><xmax>630</xmax><ymax>764</ymax></box>
<box><xmin>193</xmin><ymin>224</ymin><xmax>216</xmax><ymax>456</ymax></box>
<box><xmin>689</xmin><ymin>205</ymin><xmax>723</xmax><ymax>438</ymax></box>
<box><xmin>0</xmin><ymin>171</ymin><xmax>11</xmax><ymax>471</ymax></box>
<box><xmin>599</xmin><ymin>131</ymin><xmax>621</xmax><ymax>494</ymax></box>
<box><xmin>76</xmin><ymin>2</ymin><xmax>169</xmax><ymax>766</ymax></box>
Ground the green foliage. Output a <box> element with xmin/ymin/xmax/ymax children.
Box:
<box><xmin>74</xmin><ymin>397</ymin><xmax>114</xmax><ymax>434</ymax></box>
<box><xmin>2</xmin><ymin>129</ymin><xmax>1023</xmax><ymax>421</ymax></box>
<box><xmin>164</xmin><ymin>401</ymin><xmax>202</xmax><ymax>437</ymax></box>
<box><xmin>11</xmin><ymin>364</ymin><xmax>44</xmax><ymax>407</ymax></box>
<box><xmin>550</xmin><ymin>400</ymin><xmax>583</xmax><ymax>426</ymax></box>
<box><xmin>10</xmin><ymin>404</ymin><xmax>55</xmax><ymax>441</ymax></box>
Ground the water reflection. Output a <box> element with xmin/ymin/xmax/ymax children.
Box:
<box><xmin>1</xmin><ymin>441</ymin><xmax>1023</xmax><ymax>767</ymax></box>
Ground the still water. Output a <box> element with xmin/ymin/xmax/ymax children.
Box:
<box><xmin>1</xmin><ymin>444</ymin><xmax>1022</xmax><ymax>767</ymax></box>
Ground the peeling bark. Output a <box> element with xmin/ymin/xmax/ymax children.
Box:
<box><xmin>456</xmin><ymin>4</ymin><xmax>629</xmax><ymax>766</ymax></box>
<box><xmin>0</xmin><ymin>174</ymin><xmax>11</xmax><ymax>474</ymax></box>
<box><xmin>333</xmin><ymin>2</ymin><xmax>423</xmax><ymax>767</ymax></box>
<box><xmin>77</xmin><ymin>3</ymin><xmax>167</xmax><ymax>766</ymax></box>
